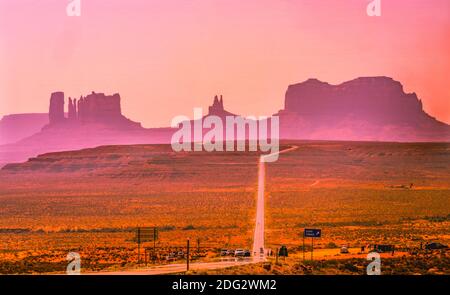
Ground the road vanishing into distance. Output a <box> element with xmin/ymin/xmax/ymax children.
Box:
<box><xmin>90</xmin><ymin>145</ymin><xmax>299</xmax><ymax>275</ymax></box>
<box><xmin>252</xmin><ymin>145</ymin><xmax>299</xmax><ymax>261</ymax></box>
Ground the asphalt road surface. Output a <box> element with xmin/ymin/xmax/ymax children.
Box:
<box><xmin>253</xmin><ymin>145</ymin><xmax>299</xmax><ymax>261</ymax></box>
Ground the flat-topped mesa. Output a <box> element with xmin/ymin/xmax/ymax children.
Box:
<box><xmin>46</xmin><ymin>91</ymin><xmax>141</xmax><ymax>130</ymax></box>
<box><xmin>283</xmin><ymin>76</ymin><xmax>423</xmax><ymax>125</ymax></box>
<box><xmin>77</xmin><ymin>92</ymin><xmax>122</xmax><ymax>124</ymax></box>
<box><xmin>277</xmin><ymin>76</ymin><xmax>450</xmax><ymax>141</ymax></box>
<box><xmin>0</xmin><ymin>113</ymin><xmax>49</xmax><ymax>145</ymax></box>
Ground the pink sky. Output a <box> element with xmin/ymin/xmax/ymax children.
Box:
<box><xmin>0</xmin><ymin>0</ymin><xmax>449</xmax><ymax>127</ymax></box>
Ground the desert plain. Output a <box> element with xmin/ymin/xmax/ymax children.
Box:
<box><xmin>0</xmin><ymin>141</ymin><xmax>448</xmax><ymax>274</ymax></box>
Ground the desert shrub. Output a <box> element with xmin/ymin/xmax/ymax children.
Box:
<box><xmin>340</xmin><ymin>262</ymin><xmax>359</xmax><ymax>273</ymax></box>
<box><xmin>159</xmin><ymin>225</ymin><xmax>176</xmax><ymax>231</ymax></box>
<box><xmin>326</xmin><ymin>242</ymin><xmax>339</xmax><ymax>248</ymax></box>
<box><xmin>424</xmin><ymin>215</ymin><xmax>450</xmax><ymax>222</ymax></box>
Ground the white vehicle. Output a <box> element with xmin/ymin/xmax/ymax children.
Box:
<box><xmin>234</xmin><ymin>249</ymin><xmax>245</xmax><ymax>257</ymax></box>
<box><xmin>340</xmin><ymin>246</ymin><xmax>349</xmax><ymax>254</ymax></box>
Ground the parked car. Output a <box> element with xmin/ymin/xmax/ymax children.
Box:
<box><xmin>235</xmin><ymin>249</ymin><xmax>245</xmax><ymax>257</ymax></box>
<box><xmin>227</xmin><ymin>249</ymin><xmax>235</xmax><ymax>256</ymax></box>
<box><xmin>425</xmin><ymin>242</ymin><xmax>448</xmax><ymax>250</ymax></box>
<box><xmin>340</xmin><ymin>246</ymin><xmax>349</xmax><ymax>254</ymax></box>
<box><xmin>165</xmin><ymin>253</ymin><xmax>176</xmax><ymax>261</ymax></box>
<box><xmin>244</xmin><ymin>249</ymin><xmax>251</xmax><ymax>257</ymax></box>
<box><xmin>373</xmin><ymin>244</ymin><xmax>394</xmax><ymax>253</ymax></box>
<box><xmin>220</xmin><ymin>249</ymin><xmax>228</xmax><ymax>256</ymax></box>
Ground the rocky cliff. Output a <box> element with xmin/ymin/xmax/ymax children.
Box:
<box><xmin>0</xmin><ymin>92</ymin><xmax>173</xmax><ymax>166</ymax></box>
<box><xmin>46</xmin><ymin>91</ymin><xmax>142</xmax><ymax>130</ymax></box>
<box><xmin>277</xmin><ymin>77</ymin><xmax>450</xmax><ymax>141</ymax></box>
<box><xmin>0</xmin><ymin>113</ymin><xmax>49</xmax><ymax>145</ymax></box>
<box><xmin>1</xmin><ymin>77</ymin><xmax>449</xmax><ymax>167</ymax></box>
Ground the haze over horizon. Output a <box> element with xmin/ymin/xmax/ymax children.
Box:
<box><xmin>1</xmin><ymin>0</ymin><xmax>449</xmax><ymax>127</ymax></box>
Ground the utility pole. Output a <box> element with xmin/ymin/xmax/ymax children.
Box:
<box><xmin>144</xmin><ymin>248</ymin><xmax>147</xmax><ymax>266</ymax></box>
<box><xmin>137</xmin><ymin>227</ymin><xmax>141</xmax><ymax>264</ymax></box>
<box><xmin>186</xmin><ymin>239</ymin><xmax>190</xmax><ymax>271</ymax></box>
<box><xmin>153</xmin><ymin>228</ymin><xmax>156</xmax><ymax>253</ymax></box>
<box><xmin>303</xmin><ymin>234</ymin><xmax>305</xmax><ymax>261</ymax></box>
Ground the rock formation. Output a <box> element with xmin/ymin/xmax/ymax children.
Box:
<box><xmin>0</xmin><ymin>113</ymin><xmax>48</xmax><ymax>145</ymax></box>
<box><xmin>0</xmin><ymin>77</ymin><xmax>449</xmax><ymax>167</ymax></box>
<box><xmin>0</xmin><ymin>91</ymin><xmax>172</xmax><ymax>166</ymax></box>
<box><xmin>207</xmin><ymin>95</ymin><xmax>236</xmax><ymax>117</ymax></box>
<box><xmin>45</xmin><ymin>91</ymin><xmax>141</xmax><ymax>130</ymax></box>
<box><xmin>68</xmin><ymin>97</ymin><xmax>77</xmax><ymax>121</ymax></box>
<box><xmin>77</xmin><ymin>92</ymin><xmax>121</xmax><ymax>123</ymax></box>
<box><xmin>48</xmin><ymin>92</ymin><xmax>65</xmax><ymax>125</ymax></box>
<box><xmin>276</xmin><ymin>77</ymin><xmax>450</xmax><ymax>141</ymax></box>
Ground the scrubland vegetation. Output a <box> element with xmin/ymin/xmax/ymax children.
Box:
<box><xmin>0</xmin><ymin>141</ymin><xmax>448</xmax><ymax>274</ymax></box>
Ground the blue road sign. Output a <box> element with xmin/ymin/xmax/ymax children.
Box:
<box><xmin>304</xmin><ymin>228</ymin><xmax>321</xmax><ymax>238</ymax></box>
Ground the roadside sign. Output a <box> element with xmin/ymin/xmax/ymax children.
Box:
<box><xmin>304</xmin><ymin>228</ymin><xmax>321</xmax><ymax>238</ymax></box>
<box><xmin>303</xmin><ymin>228</ymin><xmax>321</xmax><ymax>261</ymax></box>
<box><xmin>136</xmin><ymin>227</ymin><xmax>158</xmax><ymax>264</ymax></box>
<box><xmin>136</xmin><ymin>227</ymin><xmax>158</xmax><ymax>243</ymax></box>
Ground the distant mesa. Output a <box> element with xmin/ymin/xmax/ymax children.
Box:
<box><xmin>282</xmin><ymin>77</ymin><xmax>421</xmax><ymax>123</ymax></box>
<box><xmin>276</xmin><ymin>76</ymin><xmax>450</xmax><ymax>141</ymax></box>
<box><xmin>0</xmin><ymin>113</ymin><xmax>48</xmax><ymax>145</ymax></box>
<box><xmin>0</xmin><ymin>76</ymin><xmax>449</xmax><ymax>167</ymax></box>
<box><xmin>0</xmin><ymin>91</ymin><xmax>173</xmax><ymax>166</ymax></box>
<box><xmin>46</xmin><ymin>91</ymin><xmax>142</xmax><ymax>130</ymax></box>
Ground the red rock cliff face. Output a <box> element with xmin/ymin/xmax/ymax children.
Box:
<box><xmin>77</xmin><ymin>92</ymin><xmax>122</xmax><ymax>124</ymax></box>
<box><xmin>45</xmin><ymin>91</ymin><xmax>141</xmax><ymax>130</ymax></box>
<box><xmin>284</xmin><ymin>77</ymin><xmax>423</xmax><ymax>123</ymax></box>
<box><xmin>0</xmin><ymin>91</ymin><xmax>168</xmax><ymax>165</ymax></box>
<box><xmin>278</xmin><ymin>77</ymin><xmax>450</xmax><ymax>141</ymax></box>
<box><xmin>49</xmin><ymin>92</ymin><xmax>65</xmax><ymax>125</ymax></box>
